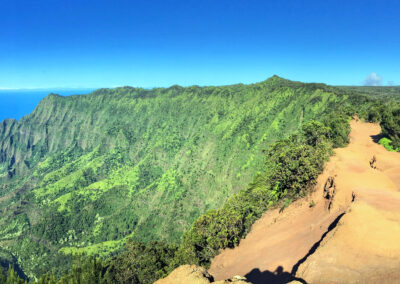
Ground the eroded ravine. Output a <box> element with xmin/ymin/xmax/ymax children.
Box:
<box><xmin>209</xmin><ymin>120</ymin><xmax>400</xmax><ymax>283</ymax></box>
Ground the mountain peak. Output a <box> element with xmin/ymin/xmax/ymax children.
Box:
<box><xmin>263</xmin><ymin>75</ymin><xmax>291</xmax><ymax>85</ymax></box>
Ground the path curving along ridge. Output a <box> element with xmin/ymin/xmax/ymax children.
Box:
<box><xmin>209</xmin><ymin>119</ymin><xmax>400</xmax><ymax>284</ymax></box>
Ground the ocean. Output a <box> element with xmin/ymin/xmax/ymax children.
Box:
<box><xmin>0</xmin><ymin>89</ymin><xmax>94</xmax><ymax>121</ymax></box>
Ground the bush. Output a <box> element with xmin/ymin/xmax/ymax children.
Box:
<box><xmin>265</xmin><ymin>138</ymin><xmax>331</xmax><ymax>197</ymax></box>
<box><xmin>104</xmin><ymin>241</ymin><xmax>178</xmax><ymax>284</ymax></box>
<box><xmin>379</xmin><ymin>137</ymin><xmax>398</xmax><ymax>152</ymax></box>
<box><xmin>367</xmin><ymin>104</ymin><xmax>384</xmax><ymax>122</ymax></box>
<box><xmin>381</xmin><ymin>105</ymin><xmax>400</xmax><ymax>149</ymax></box>
<box><xmin>301</xmin><ymin>120</ymin><xmax>331</xmax><ymax>147</ymax></box>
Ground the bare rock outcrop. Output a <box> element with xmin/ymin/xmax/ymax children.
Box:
<box><xmin>155</xmin><ymin>265</ymin><xmax>250</xmax><ymax>284</ymax></box>
<box><xmin>323</xmin><ymin>176</ymin><xmax>336</xmax><ymax>210</ymax></box>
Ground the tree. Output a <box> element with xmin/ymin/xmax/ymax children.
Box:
<box><xmin>0</xmin><ymin>268</ymin><xmax>5</xmax><ymax>284</ymax></box>
<box><xmin>322</xmin><ymin>113</ymin><xmax>351</xmax><ymax>148</ymax></box>
<box><xmin>5</xmin><ymin>265</ymin><xmax>26</xmax><ymax>284</ymax></box>
<box><xmin>105</xmin><ymin>241</ymin><xmax>177</xmax><ymax>284</ymax></box>
<box><xmin>36</xmin><ymin>273</ymin><xmax>57</xmax><ymax>284</ymax></box>
<box><xmin>301</xmin><ymin>120</ymin><xmax>331</xmax><ymax>147</ymax></box>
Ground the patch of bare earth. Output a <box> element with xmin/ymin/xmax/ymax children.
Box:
<box><xmin>209</xmin><ymin>120</ymin><xmax>400</xmax><ymax>284</ymax></box>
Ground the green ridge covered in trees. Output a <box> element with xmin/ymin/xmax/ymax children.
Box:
<box><xmin>1</xmin><ymin>76</ymin><xmax>395</xmax><ymax>282</ymax></box>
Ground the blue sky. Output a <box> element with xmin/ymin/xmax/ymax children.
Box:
<box><xmin>1</xmin><ymin>0</ymin><xmax>399</xmax><ymax>89</ymax></box>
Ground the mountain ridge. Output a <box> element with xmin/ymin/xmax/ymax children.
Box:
<box><xmin>0</xmin><ymin>76</ymin><xmax>367</xmax><ymax>279</ymax></box>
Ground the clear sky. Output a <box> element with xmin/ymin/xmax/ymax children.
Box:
<box><xmin>1</xmin><ymin>0</ymin><xmax>399</xmax><ymax>89</ymax></box>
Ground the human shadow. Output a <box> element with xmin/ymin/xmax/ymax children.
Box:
<box><xmin>245</xmin><ymin>266</ymin><xmax>307</xmax><ymax>284</ymax></box>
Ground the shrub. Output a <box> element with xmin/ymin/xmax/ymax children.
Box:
<box><xmin>379</xmin><ymin>137</ymin><xmax>397</xmax><ymax>152</ymax></box>
<box><xmin>381</xmin><ymin>105</ymin><xmax>400</xmax><ymax>149</ymax></box>
<box><xmin>322</xmin><ymin>112</ymin><xmax>351</xmax><ymax>148</ymax></box>
<box><xmin>104</xmin><ymin>241</ymin><xmax>178</xmax><ymax>284</ymax></box>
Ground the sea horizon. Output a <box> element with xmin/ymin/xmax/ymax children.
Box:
<box><xmin>0</xmin><ymin>88</ymin><xmax>95</xmax><ymax>121</ymax></box>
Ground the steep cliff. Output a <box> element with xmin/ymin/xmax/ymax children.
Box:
<box><xmin>0</xmin><ymin>76</ymin><xmax>355</xmax><ymax>278</ymax></box>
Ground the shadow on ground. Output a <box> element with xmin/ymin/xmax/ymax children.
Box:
<box><xmin>245</xmin><ymin>266</ymin><xmax>306</xmax><ymax>284</ymax></box>
<box><xmin>244</xmin><ymin>213</ymin><xmax>346</xmax><ymax>283</ymax></box>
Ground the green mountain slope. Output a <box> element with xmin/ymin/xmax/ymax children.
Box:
<box><xmin>0</xmin><ymin>76</ymin><xmax>354</xmax><ymax>279</ymax></box>
<box><xmin>337</xmin><ymin>86</ymin><xmax>400</xmax><ymax>101</ymax></box>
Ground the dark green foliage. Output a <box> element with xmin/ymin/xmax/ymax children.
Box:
<box><xmin>380</xmin><ymin>104</ymin><xmax>400</xmax><ymax>149</ymax></box>
<box><xmin>366</xmin><ymin>103</ymin><xmax>385</xmax><ymax>123</ymax></box>
<box><xmin>104</xmin><ymin>241</ymin><xmax>177</xmax><ymax>284</ymax></box>
<box><xmin>4</xmin><ymin>242</ymin><xmax>177</xmax><ymax>284</ymax></box>
<box><xmin>352</xmin><ymin>89</ymin><xmax>400</xmax><ymax>151</ymax></box>
<box><xmin>360</xmin><ymin>99</ymin><xmax>400</xmax><ymax>150</ymax></box>
<box><xmin>265</xmin><ymin>120</ymin><xmax>332</xmax><ymax>197</ymax></box>
<box><xmin>31</xmin><ymin>211</ymin><xmax>69</xmax><ymax>242</ymax></box>
<box><xmin>265</xmin><ymin>138</ymin><xmax>331</xmax><ymax>197</ymax></box>
<box><xmin>4</xmin><ymin>266</ymin><xmax>26</xmax><ymax>284</ymax></box>
<box><xmin>321</xmin><ymin>113</ymin><xmax>351</xmax><ymax>147</ymax></box>
<box><xmin>301</xmin><ymin>120</ymin><xmax>331</xmax><ymax>147</ymax></box>
<box><xmin>56</xmin><ymin>257</ymin><xmax>106</xmax><ymax>284</ymax></box>
<box><xmin>0</xmin><ymin>268</ymin><xmax>5</xmax><ymax>283</ymax></box>
<box><xmin>34</xmin><ymin>257</ymin><xmax>108</xmax><ymax>284</ymax></box>
<box><xmin>35</xmin><ymin>274</ymin><xmax>57</xmax><ymax>284</ymax></box>
<box><xmin>27</xmin><ymin>242</ymin><xmax>177</xmax><ymax>284</ymax></box>
<box><xmin>176</xmin><ymin>207</ymin><xmax>249</xmax><ymax>266</ymax></box>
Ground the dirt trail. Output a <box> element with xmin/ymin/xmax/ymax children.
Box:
<box><xmin>209</xmin><ymin>120</ymin><xmax>400</xmax><ymax>284</ymax></box>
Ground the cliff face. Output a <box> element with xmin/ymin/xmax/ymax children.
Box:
<box><xmin>0</xmin><ymin>93</ymin><xmax>119</xmax><ymax>178</ymax></box>
<box><xmin>0</xmin><ymin>77</ymin><xmax>351</xmax><ymax>278</ymax></box>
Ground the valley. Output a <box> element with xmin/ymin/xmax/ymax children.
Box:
<box><xmin>0</xmin><ymin>76</ymin><xmax>354</xmax><ymax>280</ymax></box>
<box><xmin>1</xmin><ymin>77</ymin><xmax>399</xmax><ymax>283</ymax></box>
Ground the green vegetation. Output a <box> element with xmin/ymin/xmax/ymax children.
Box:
<box><xmin>360</xmin><ymin>99</ymin><xmax>400</xmax><ymax>150</ymax></box>
<box><xmin>1</xmin><ymin>266</ymin><xmax>27</xmax><ymax>284</ymax></box>
<box><xmin>338</xmin><ymin>86</ymin><xmax>400</xmax><ymax>102</ymax></box>
<box><xmin>104</xmin><ymin>241</ymin><xmax>177</xmax><ymax>283</ymax></box>
<box><xmin>0</xmin><ymin>76</ymin><xmax>356</xmax><ymax>280</ymax></box>
<box><xmin>3</xmin><ymin>242</ymin><xmax>177</xmax><ymax>284</ymax></box>
<box><xmin>2</xmin><ymin>76</ymin><xmax>397</xmax><ymax>283</ymax></box>
<box><xmin>380</xmin><ymin>105</ymin><xmax>400</xmax><ymax>149</ymax></box>
<box><xmin>1</xmin><ymin>115</ymin><xmax>352</xmax><ymax>284</ymax></box>
<box><xmin>379</xmin><ymin>137</ymin><xmax>398</xmax><ymax>152</ymax></box>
